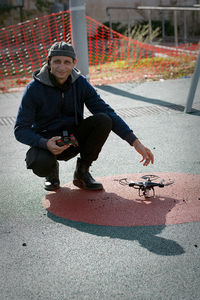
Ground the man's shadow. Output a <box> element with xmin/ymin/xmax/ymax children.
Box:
<box><xmin>45</xmin><ymin>187</ymin><xmax>185</xmax><ymax>256</ymax></box>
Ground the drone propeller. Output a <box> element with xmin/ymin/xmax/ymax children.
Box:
<box><xmin>142</xmin><ymin>175</ymin><xmax>174</xmax><ymax>186</ymax></box>
<box><xmin>141</xmin><ymin>175</ymin><xmax>160</xmax><ymax>181</ymax></box>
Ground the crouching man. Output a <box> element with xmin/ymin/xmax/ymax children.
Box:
<box><xmin>14</xmin><ymin>42</ymin><xmax>154</xmax><ymax>191</ymax></box>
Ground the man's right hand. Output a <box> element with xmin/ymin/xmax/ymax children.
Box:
<box><xmin>46</xmin><ymin>136</ymin><xmax>70</xmax><ymax>155</ymax></box>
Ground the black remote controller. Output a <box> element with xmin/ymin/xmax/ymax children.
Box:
<box><xmin>56</xmin><ymin>130</ymin><xmax>78</xmax><ymax>147</ymax></box>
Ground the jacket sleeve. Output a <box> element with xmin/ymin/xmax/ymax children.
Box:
<box><xmin>83</xmin><ymin>79</ymin><xmax>137</xmax><ymax>145</ymax></box>
<box><xmin>14</xmin><ymin>85</ymin><xmax>48</xmax><ymax>149</ymax></box>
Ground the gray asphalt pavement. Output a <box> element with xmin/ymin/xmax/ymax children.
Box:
<box><xmin>0</xmin><ymin>78</ymin><xmax>200</xmax><ymax>300</ymax></box>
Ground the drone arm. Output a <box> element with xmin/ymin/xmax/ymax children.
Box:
<box><xmin>158</xmin><ymin>183</ymin><xmax>164</xmax><ymax>188</ymax></box>
<box><xmin>129</xmin><ymin>181</ymin><xmax>141</xmax><ymax>189</ymax></box>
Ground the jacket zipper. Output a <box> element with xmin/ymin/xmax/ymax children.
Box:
<box><xmin>62</xmin><ymin>92</ymin><xmax>64</xmax><ymax>100</ymax></box>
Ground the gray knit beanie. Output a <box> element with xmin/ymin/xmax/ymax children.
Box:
<box><xmin>48</xmin><ymin>41</ymin><xmax>76</xmax><ymax>59</ymax></box>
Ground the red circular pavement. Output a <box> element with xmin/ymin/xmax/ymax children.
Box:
<box><xmin>42</xmin><ymin>173</ymin><xmax>200</xmax><ymax>226</ymax></box>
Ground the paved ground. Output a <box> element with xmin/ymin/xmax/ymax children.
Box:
<box><xmin>0</xmin><ymin>78</ymin><xmax>200</xmax><ymax>299</ymax></box>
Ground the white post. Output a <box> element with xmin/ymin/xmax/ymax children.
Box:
<box><xmin>69</xmin><ymin>0</ymin><xmax>89</xmax><ymax>80</ymax></box>
<box><xmin>185</xmin><ymin>52</ymin><xmax>200</xmax><ymax>113</ymax></box>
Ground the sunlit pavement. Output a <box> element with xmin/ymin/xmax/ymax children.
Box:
<box><xmin>0</xmin><ymin>78</ymin><xmax>200</xmax><ymax>300</ymax></box>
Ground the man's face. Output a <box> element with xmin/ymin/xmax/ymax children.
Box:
<box><xmin>49</xmin><ymin>56</ymin><xmax>76</xmax><ymax>84</ymax></box>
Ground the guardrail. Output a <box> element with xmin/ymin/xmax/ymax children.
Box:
<box><xmin>106</xmin><ymin>5</ymin><xmax>200</xmax><ymax>47</ymax></box>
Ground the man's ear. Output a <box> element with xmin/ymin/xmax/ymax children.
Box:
<box><xmin>73</xmin><ymin>59</ymin><xmax>77</xmax><ymax>66</ymax></box>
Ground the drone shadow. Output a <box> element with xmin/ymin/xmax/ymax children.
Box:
<box><xmin>45</xmin><ymin>186</ymin><xmax>185</xmax><ymax>256</ymax></box>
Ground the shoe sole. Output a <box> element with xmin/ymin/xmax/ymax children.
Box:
<box><xmin>73</xmin><ymin>179</ymin><xmax>103</xmax><ymax>191</ymax></box>
<box><xmin>44</xmin><ymin>185</ymin><xmax>60</xmax><ymax>191</ymax></box>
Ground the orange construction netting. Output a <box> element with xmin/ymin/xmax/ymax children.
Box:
<box><xmin>0</xmin><ymin>10</ymin><xmax>199</xmax><ymax>92</ymax></box>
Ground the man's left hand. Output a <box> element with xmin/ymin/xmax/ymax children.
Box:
<box><xmin>132</xmin><ymin>139</ymin><xmax>154</xmax><ymax>166</ymax></box>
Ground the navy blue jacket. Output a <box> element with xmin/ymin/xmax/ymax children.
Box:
<box><xmin>14</xmin><ymin>65</ymin><xmax>137</xmax><ymax>149</ymax></box>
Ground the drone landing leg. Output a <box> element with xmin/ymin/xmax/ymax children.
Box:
<box><xmin>143</xmin><ymin>187</ymin><xmax>155</xmax><ymax>198</ymax></box>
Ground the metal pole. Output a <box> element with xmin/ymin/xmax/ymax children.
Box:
<box><xmin>184</xmin><ymin>52</ymin><xmax>200</xmax><ymax>113</ymax></box>
<box><xmin>183</xmin><ymin>11</ymin><xmax>187</xmax><ymax>44</ymax></box>
<box><xmin>148</xmin><ymin>10</ymin><xmax>152</xmax><ymax>43</ymax></box>
<box><xmin>17</xmin><ymin>0</ymin><xmax>24</xmax><ymax>22</ymax></box>
<box><xmin>173</xmin><ymin>10</ymin><xmax>178</xmax><ymax>47</ymax></box>
<box><xmin>69</xmin><ymin>0</ymin><xmax>89</xmax><ymax>80</ymax></box>
<box><xmin>161</xmin><ymin>10</ymin><xmax>165</xmax><ymax>41</ymax></box>
<box><xmin>19</xmin><ymin>6</ymin><xmax>23</xmax><ymax>22</ymax></box>
<box><xmin>107</xmin><ymin>10</ymin><xmax>113</xmax><ymax>39</ymax></box>
<box><xmin>127</xmin><ymin>9</ymin><xmax>131</xmax><ymax>38</ymax></box>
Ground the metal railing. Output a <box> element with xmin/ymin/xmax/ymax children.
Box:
<box><xmin>106</xmin><ymin>5</ymin><xmax>200</xmax><ymax>47</ymax></box>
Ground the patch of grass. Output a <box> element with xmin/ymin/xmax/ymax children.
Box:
<box><xmin>89</xmin><ymin>56</ymin><xmax>195</xmax><ymax>82</ymax></box>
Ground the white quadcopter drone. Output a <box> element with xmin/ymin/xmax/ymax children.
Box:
<box><xmin>118</xmin><ymin>174</ymin><xmax>174</xmax><ymax>198</ymax></box>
